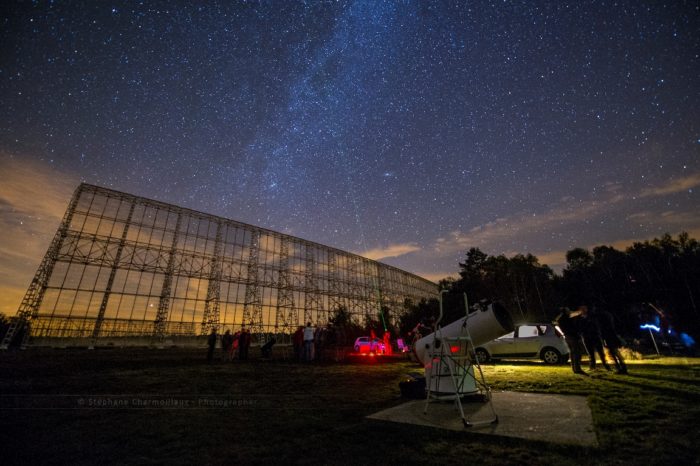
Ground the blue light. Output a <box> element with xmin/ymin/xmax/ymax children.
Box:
<box><xmin>640</xmin><ymin>324</ymin><xmax>660</xmax><ymax>332</ymax></box>
<box><xmin>680</xmin><ymin>333</ymin><xmax>696</xmax><ymax>347</ymax></box>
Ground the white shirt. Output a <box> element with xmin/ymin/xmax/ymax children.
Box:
<box><xmin>303</xmin><ymin>326</ymin><xmax>315</xmax><ymax>341</ymax></box>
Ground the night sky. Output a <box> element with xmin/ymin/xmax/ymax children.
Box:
<box><xmin>0</xmin><ymin>1</ymin><xmax>698</xmax><ymax>311</ymax></box>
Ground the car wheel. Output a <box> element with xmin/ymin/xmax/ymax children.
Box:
<box><xmin>541</xmin><ymin>347</ymin><xmax>561</xmax><ymax>364</ymax></box>
<box><xmin>475</xmin><ymin>348</ymin><xmax>490</xmax><ymax>363</ymax></box>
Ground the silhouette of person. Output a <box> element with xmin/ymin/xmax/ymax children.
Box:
<box><xmin>303</xmin><ymin>322</ymin><xmax>315</xmax><ymax>362</ymax></box>
<box><xmin>597</xmin><ymin>308</ymin><xmax>628</xmax><ymax>374</ymax></box>
<box><xmin>206</xmin><ymin>328</ymin><xmax>217</xmax><ymax>362</ymax></box>
<box><xmin>556</xmin><ymin>308</ymin><xmax>585</xmax><ymax>374</ymax></box>
<box><xmin>581</xmin><ymin>306</ymin><xmax>611</xmax><ymax>371</ymax></box>
<box><xmin>293</xmin><ymin>326</ymin><xmax>304</xmax><ymax>361</ymax></box>
<box><xmin>221</xmin><ymin>330</ymin><xmax>234</xmax><ymax>361</ymax></box>
<box><xmin>238</xmin><ymin>326</ymin><xmax>251</xmax><ymax>361</ymax></box>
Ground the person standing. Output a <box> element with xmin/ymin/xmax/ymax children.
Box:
<box><xmin>303</xmin><ymin>322</ymin><xmax>315</xmax><ymax>362</ymax></box>
<box><xmin>383</xmin><ymin>331</ymin><xmax>392</xmax><ymax>356</ymax></box>
<box><xmin>221</xmin><ymin>330</ymin><xmax>234</xmax><ymax>361</ymax></box>
<box><xmin>293</xmin><ymin>326</ymin><xmax>304</xmax><ymax>362</ymax></box>
<box><xmin>314</xmin><ymin>325</ymin><xmax>325</xmax><ymax>362</ymax></box>
<box><xmin>556</xmin><ymin>308</ymin><xmax>585</xmax><ymax>374</ymax></box>
<box><xmin>597</xmin><ymin>308</ymin><xmax>628</xmax><ymax>374</ymax></box>
<box><xmin>231</xmin><ymin>329</ymin><xmax>241</xmax><ymax>360</ymax></box>
<box><xmin>581</xmin><ymin>306</ymin><xmax>611</xmax><ymax>371</ymax></box>
<box><xmin>238</xmin><ymin>326</ymin><xmax>251</xmax><ymax>361</ymax></box>
<box><xmin>206</xmin><ymin>328</ymin><xmax>218</xmax><ymax>362</ymax></box>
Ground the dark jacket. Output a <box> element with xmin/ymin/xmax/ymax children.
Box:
<box><xmin>557</xmin><ymin>311</ymin><xmax>582</xmax><ymax>338</ymax></box>
<box><xmin>221</xmin><ymin>332</ymin><xmax>234</xmax><ymax>350</ymax></box>
<box><xmin>596</xmin><ymin>309</ymin><xmax>622</xmax><ymax>348</ymax></box>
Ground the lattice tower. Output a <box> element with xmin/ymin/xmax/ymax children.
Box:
<box><xmin>0</xmin><ymin>184</ymin><xmax>84</xmax><ymax>349</ymax></box>
<box><xmin>90</xmin><ymin>200</ymin><xmax>136</xmax><ymax>347</ymax></box>
<box><xmin>303</xmin><ymin>246</ymin><xmax>322</xmax><ymax>325</ymax></box>
<box><xmin>274</xmin><ymin>239</ymin><xmax>296</xmax><ymax>336</ymax></box>
<box><xmin>201</xmin><ymin>220</ymin><xmax>223</xmax><ymax>334</ymax></box>
<box><xmin>242</xmin><ymin>230</ymin><xmax>264</xmax><ymax>340</ymax></box>
<box><xmin>153</xmin><ymin>212</ymin><xmax>182</xmax><ymax>342</ymax></box>
<box><xmin>327</xmin><ymin>250</ymin><xmax>344</xmax><ymax>323</ymax></box>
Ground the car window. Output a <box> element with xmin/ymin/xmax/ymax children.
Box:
<box><xmin>497</xmin><ymin>331</ymin><xmax>515</xmax><ymax>340</ymax></box>
<box><xmin>518</xmin><ymin>325</ymin><xmax>539</xmax><ymax>337</ymax></box>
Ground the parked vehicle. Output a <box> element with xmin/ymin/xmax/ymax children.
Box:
<box><xmin>474</xmin><ymin>323</ymin><xmax>570</xmax><ymax>364</ymax></box>
<box><xmin>354</xmin><ymin>336</ymin><xmax>385</xmax><ymax>354</ymax></box>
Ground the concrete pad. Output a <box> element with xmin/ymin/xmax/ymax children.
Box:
<box><xmin>367</xmin><ymin>391</ymin><xmax>597</xmax><ymax>447</ymax></box>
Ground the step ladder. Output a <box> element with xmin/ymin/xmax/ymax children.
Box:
<box><xmin>424</xmin><ymin>292</ymin><xmax>498</xmax><ymax>427</ymax></box>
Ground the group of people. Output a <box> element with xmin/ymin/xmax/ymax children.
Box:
<box><xmin>208</xmin><ymin>322</ymin><xmax>333</xmax><ymax>363</ymax></box>
<box><xmin>206</xmin><ymin>326</ymin><xmax>252</xmax><ymax>362</ymax></box>
<box><xmin>556</xmin><ymin>305</ymin><xmax>628</xmax><ymax>375</ymax></box>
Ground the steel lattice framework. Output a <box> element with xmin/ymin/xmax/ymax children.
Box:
<box><xmin>3</xmin><ymin>184</ymin><xmax>438</xmax><ymax>346</ymax></box>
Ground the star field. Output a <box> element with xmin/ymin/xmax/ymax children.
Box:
<box><xmin>1</xmin><ymin>0</ymin><xmax>698</xmax><ymax>282</ymax></box>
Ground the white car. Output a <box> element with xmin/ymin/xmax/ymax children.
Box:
<box><xmin>354</xmin><ymin>336</ymin><xmax>385</xmax><ymax>354</ymax></box>
<box><xmin>474</xmin><ymin>323</ymin><xmax>570</xmax><ymax>364</ymax></box>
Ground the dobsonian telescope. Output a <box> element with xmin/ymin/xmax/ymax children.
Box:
<box><xmin>414</xmin><ymin>292</ymin><xmax>513</xmax><ymax>396</ymax></box>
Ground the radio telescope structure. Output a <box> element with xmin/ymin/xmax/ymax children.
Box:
<box><xmin>2</xmin><ymin>184</ymin><xmax>438</xmax><ymax>348</ymax></box>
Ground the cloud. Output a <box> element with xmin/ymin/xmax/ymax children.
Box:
<box><xmin>414</xmin><ymin>271</ymin><xmax>457</xmax><ymax>284</ymax></box>
<box><xmin>531</xmin><ymin>250</ymin><xmax>568</xmax><ymax>271</ymax></box>
<box><xmin>640</xmin><ymin>173</ymin><xmax>700</xmax><ymax>197</ymax></box>
<box><xmin>522</xmin><ymin>225</ymin><xmax>700</xmax><ymax>274</ymax></box>
<box><xmin>359</xmin><ymin>243</ymin><xmax>421</xmax><ymax>261</ymax></box>
<box><xmin>627</xmin><ymin>209</ymin><xmax>700</xmax><ymax>229</ymax></box>
<box><xmin>429</xmin><ymin>173</ymin><xmax>700</xmax><ymax>272</ymax></box>
<box><xmin>433</xmin><ymin>198</ymin><xmax>612</xmax><ymax>256</ymax></box>
<box><xmin>0</xmin><ymin>154</ymin><xmax>78</xmax><ymax>314</ymax></box>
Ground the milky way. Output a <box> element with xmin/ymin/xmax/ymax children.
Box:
<box><xmin>1</xmin><ymin>1</ymin><xmax>698</xmax><ymax>281</ymax></box>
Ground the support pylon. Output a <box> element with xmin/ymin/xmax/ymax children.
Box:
<box><xmin>1</xmin><ymin>184</ymin><xmax>84</xmax><ymax>350</ymax></box>
<box><xmin>243</xmin><ymin>230</ymin><xmax>263</xmax><ymax>341</ymax></box>
<box><xmin>202</xmin><ymin>220</ymin><xmax>223</xmax><ymax>335</ymax></box>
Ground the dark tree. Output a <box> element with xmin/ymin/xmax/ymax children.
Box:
<box><xmin>452</xmin><ymin>249</ymin><xmax>555</xmax><ymax>323</ymax></box>
<box><xmin>398</xmin><ymin>298</ymin><xmax>439</xmax><ymax>337</ymax></box>
<box><xmin>412</xmin><ymin>232</ymin><xmax>699</xmax><ymax>350</ymax></box>
<box><xmin>328</xmin><ymin>306</ymin><xmax>364</xmax><ymax>346</ymax></box>
<box><xmin>557</xmin><ymin>232</ymin><xmax>700</xmax><ymax>342</ymax></box>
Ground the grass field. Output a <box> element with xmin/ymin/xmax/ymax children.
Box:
<box><xmin>1</xmin><ymin>348</ymin><xmax>699</xmax><ymax>465</ymax></box>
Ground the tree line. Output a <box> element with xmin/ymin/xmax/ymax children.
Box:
<box><xmin>399</xmin><ymin>232</ymin><xmax>699</xmax><ymax>348</ymax></box>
